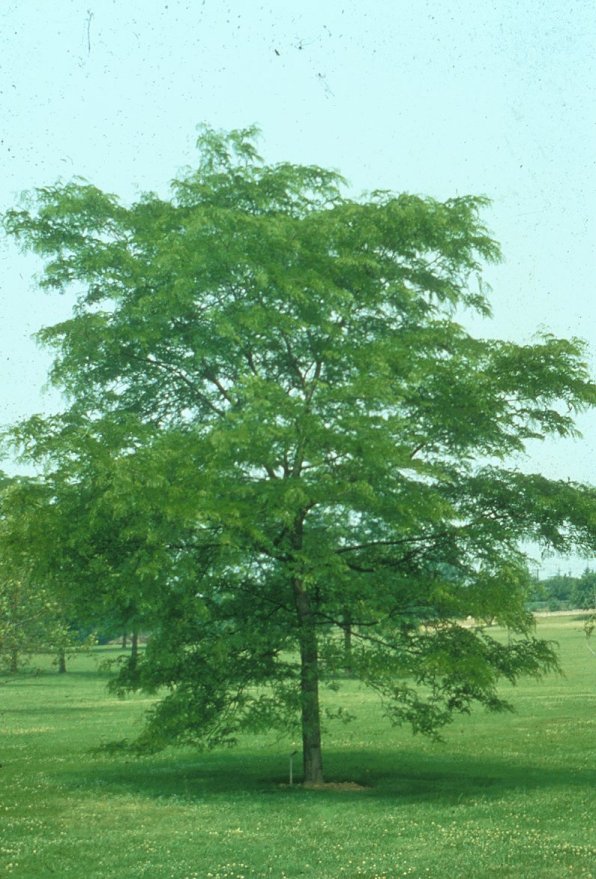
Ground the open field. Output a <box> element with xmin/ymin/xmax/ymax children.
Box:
<box><xmin>1</xmin><ymin>616</ymin><xmax>595</xmax><ymax>879</ymax></box>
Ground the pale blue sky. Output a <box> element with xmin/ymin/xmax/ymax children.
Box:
<box><xmin>1</xmin><ymin>0</ymin><xmax>595</xmax><ymax>572</ymax></box>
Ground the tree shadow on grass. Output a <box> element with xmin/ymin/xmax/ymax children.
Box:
<box><xmin>58</xmin><ymin>745</ymin><xmax>596</xmax><ymax>806</ymax></box>
<box><xmin>0</xmin><ymin>666</ymin><xmax>120</xmax><ymax>687</ymax></box>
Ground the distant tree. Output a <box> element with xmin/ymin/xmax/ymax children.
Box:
<box><xmin>3</xmin><ymin>127</ymin><xmax>596</xmax><ymax>782</ymax></box>
<box><xmin>0</xmin><ymin>473</ymin><xmax>93</xmax><ymax>671</ymax></box>
<box><xmin>531</xmin><ymin>570</ymin><xmax>596</xmax><ymax>611</ymax></box>
<box><xmin>574</xmin><ymin>569</ymin><xmax>596</xmax><ymax>610</ymax></box>
<box><xmin>0</xmin><ymin>563</ymin><xmax>88</xmax><ymax>674</ymax></box>
<box><xmin>0</xmin><ymin>575</ymin><xmax>45</xmax><ymax>672</ymax></box>
<box><xmin>540</xmin><ymin>573</ymin><xmax>575</xmax><ymax>609</ymax></box>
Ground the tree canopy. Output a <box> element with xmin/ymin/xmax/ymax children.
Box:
<box><xmin>3</xmin><ymin>127</ymin><xmax>596</xmax><ymax>782</ymax></box>
<box><xmin>529</xmin><ymin>569</ymin><xmax>596</xmax><ymax>611</ymax></box>
<box><xmin>0</xmin><ymin>472</ymin><xmax>92</xmax><ymax>672</ymax></box>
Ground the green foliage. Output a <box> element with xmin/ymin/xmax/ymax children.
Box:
<box><xmin>0</xmin><ymin>562</ymin><xmax>92</xmax><ymax>673</ymax></box>
<box><xmin>0</xmin><ymin>473</ymin><xmax>96</xmax><ymax>671</ymax></box>
<box><xmin>530</xmin><ymin>569</ymin><xmax>596</xmax><ymax>611</ymax></box>
<box><xmin>0</xmin><ymin>574</ymin><xmax>51</xmax><ymax>671</ymax></box>
<box><xmin>573</xmin><ymin>569</ymin><xmax>596</xmax><ymax>610</ymax></box>
<box><xmin>2</xmin><ymin>128</ymin><xmax>596</xmax><ymax>777</ymax></box>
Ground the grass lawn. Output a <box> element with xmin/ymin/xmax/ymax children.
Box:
<box><xmin>1</xmin><ymin>616</ymin><xmax>594</xmax><ymax>879</ymax></box>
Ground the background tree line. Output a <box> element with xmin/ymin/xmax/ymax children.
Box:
<box><xmin>527</xmin><ymin>569</ymin><xmax>596</xmax><ymax>613</ymax></box>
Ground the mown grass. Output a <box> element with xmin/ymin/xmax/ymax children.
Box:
<box><xmin>1</xmin><ymin>616</ymin><xmax>594</xmax><ymax>878</ymax></box>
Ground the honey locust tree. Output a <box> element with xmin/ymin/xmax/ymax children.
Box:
<box><xmin>4</xmin><ymin>127</ymin><xmax>596</xmax><ymax>783</ymax></box>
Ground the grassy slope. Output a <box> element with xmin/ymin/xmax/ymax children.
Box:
<box><xmin>1</xmin><ymin>616</ymin><xmax>594</xmax><ymax>879</ymax></box>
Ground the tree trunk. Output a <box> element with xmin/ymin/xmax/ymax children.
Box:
<box><xmin>10</xmin><ymin>647</ymin><xmax>18</xmax><ymax>673</ymax></box>
<box><xmin>121</xmin><ymin>633</ymin><xmax>128</xmax><ymax>649</ymax></box>
<box><xmin>342</xmin><ymin>608</ymin><xmax>353</xmax><ymax>673</ymax></box>
<box><xmin>57</xmin><ymin>648</ymin><xmax>67</xmax><ymax>674</ymax></box>
<box><xmin>130</xmin><ymin>628</ymin><xmax>139</xmax><ymax>670</ymax></box>
<box><xmin>294</xmin><ymin>579</ymin><xmax>324</xmax><ymax>784</ymax></box>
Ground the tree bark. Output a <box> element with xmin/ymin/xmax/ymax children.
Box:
<box><xmin>342</xmin><ymin>608</ymin><xmax>353</xmax><ymax>674</ymax></box>
<box><xmin>130</xmin><ymin>628</ymin><xmax>139</xmax><ymax>671</ymax></box>
<box><xmin>57</xmin><ymin>648</ymin><xmax>67</xmax><ymax>673</ymax></box>
<box><xmin>293</xmin><ymin>579</ymin><xmax>324</xmax><ymax>784</ymax></box>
